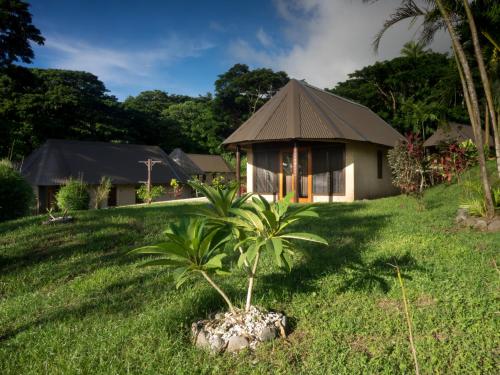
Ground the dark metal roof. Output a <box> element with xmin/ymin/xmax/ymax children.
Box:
<box><xmin>186</xmin><ymin>153</ymin><xmax>234</xmax><ymax>173</ymax></box>
<box><xmin>223</xmin><ymin>79</ymin><xmax>404</xmax><ymax>148</ymax></box>
<box><xmin>169</xmin><ymin>148</ymin><xmax>204</xmax><ymax>175</ymax></box>
<box><xmin>21</xmin><ymin>139</ymin><xmax>189</xmax><ymax>186</ymax></box>
<box><xmin>423</xmin><ymin>122</ymin><xmax>494</xmax><ymax>147</ymax></box>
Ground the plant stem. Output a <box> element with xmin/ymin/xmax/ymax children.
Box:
<box><xmin>395</xmin><ymin>266</ymin><xmax>420</xmax><ymax>375</ymax></box>
<box><xmin>200</xmin><ymin>270</ymin><xmax>236</xmax><ymax>314</ymax></box>
<box><xmin>245</xmin><ymin>250</ymin><xmax>261</xmax><ymax>312</ymax></box>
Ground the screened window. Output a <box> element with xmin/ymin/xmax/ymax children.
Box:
<box><xmin>253</xmin><ymin>148</ymin><xmax>279</xmax><ymax>193</ymax></box>
<box><xmin>377</xmin><ymin>150</ymin><xmax>383</xmax><ymax>179</ymax></box>
<box><xmin>312</xmin><ymin>144</ymin><xmax>345</xmax><ymax>195</ymax></box>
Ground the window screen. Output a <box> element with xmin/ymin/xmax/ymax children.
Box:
<box><xmin>253</xmin><ymin>148</ymin><xmax>279</xmax><ymax>193</ymax></box>
<box><xmin>313</xmin><ymin>144</ymin><xmax>345</xmax><ymax>195</ymax></box>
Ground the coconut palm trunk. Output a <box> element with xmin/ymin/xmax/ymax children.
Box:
<box><xmin>436</xmin><ymin>0</ymin><xmax>495</xmax><ymax>218</ymax></box>
<box><xmin>462</xmin><ymin>0</ymin><xmax>500</xmax><ymax>178</ymax></box>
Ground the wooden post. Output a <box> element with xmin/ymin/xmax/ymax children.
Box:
<box><xmin>292</xmin><ymin>142</ymin><xmax>299</xmax><ymax>203</ymax></box>
<box><xmin>139</xmin><ymin>158</ymin><xmax>162</xmax><ymax>204</ymax></box>
<box><xmin>236</xmin><ymin>145</ymin><xmax>241</xmax><ymax>197</ymax></box>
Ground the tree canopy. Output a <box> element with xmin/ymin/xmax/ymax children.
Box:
<box><xmin>329</xmin><ymin>49</ymin><xmax>468</xmax><ymax>138</ymax></box>
<box><xmin>0</xmin><ymin>0</ymin><xmax>44</xmax><ymax>67</ymax></box>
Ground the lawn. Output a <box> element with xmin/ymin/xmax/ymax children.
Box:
<box><xmin>0</xmin><ymin>171</ymin><xmax>498</xmax><ymax>374</ymax></box>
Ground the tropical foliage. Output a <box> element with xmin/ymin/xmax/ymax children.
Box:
<box><xmin>130</xmin><ymin>183</ymin><xmax>328</xmax><ymax>313</ymax></box>
<box><xmin>0</xmin><ymin>159</ymin><xmax>34</xmax><ymax>221</ymax></box>
<box><xmin>129</xmin><ymin>217</ymin><xmax>235</xmax><ymax>313</ymax></box>
<box><xmin>56</xmin><ymin>178</ymin><xmax>90</xmax><ymax>211</ymax></box>
<box><xmin>136</xmin><ymin>184</ymin><xmax>165</xmax><ymax>204</ymax></box>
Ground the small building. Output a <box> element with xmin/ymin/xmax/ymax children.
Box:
<box><xmin>423</xmin><ymin>122</ymin><xmax>494</xmax><ymax>149</ymax></box>
<box><xmin>223</xmin><ymin>79</ymin><xmax>404</xmax><ymax>202</ymax></box>
<box><xmin>170</xmin><ymin>148</ymin><xmax>235</xmax><ymax>184</ymax></box>
<box><xmin>21</xmin><ymin>139</ymin><xmax>190</xmax><ymax>211</ymax></box>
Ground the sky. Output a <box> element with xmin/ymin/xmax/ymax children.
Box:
<box><xmin>29</xmin><ymin>0</ymin><xmax>452</xmax><ymax>101</ymax></box>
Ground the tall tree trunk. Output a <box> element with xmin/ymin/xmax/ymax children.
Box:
<box><xmin>485</xmin><ymin>103</ymin><xmax>490</xmax><ymax>146</ymax></box>
<box><xmin>436</xmin><ymin>0</ymin><xmax>495</xmax><ymax>218</ymax></box>
<box><xmin>462</xmin><ymin>0</ymin><xmax>500</xmax><ymax>178</ymax></box>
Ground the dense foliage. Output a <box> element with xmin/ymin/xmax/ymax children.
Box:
<box><xmin>56</xmin><ymin>179</ymin><xmax>90</xmax><ymax>211</ymax></box>
<box><xmin>329</xmin><ymin>50</ymin><xmax>468</xmax><ymax>137</ymax></box>
<box><xmin>387</xmin><ymin>134</ymin><xmax>427</xmax><ymax>197</ymax></box>
<box><xmin>0</xmin><ymin>159</ymin><xmax>34</xmax><ymax>221</ymax></box>
<box><xmin>0</xmin><ymin>0</ymin><xmax>44</xmax><ymax>67</ymax></box>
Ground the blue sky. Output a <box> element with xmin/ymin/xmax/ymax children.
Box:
<box><xmin>29</xmin><ymin>0</ymin><xmax>451</xmax><ymax>101</ymax></box>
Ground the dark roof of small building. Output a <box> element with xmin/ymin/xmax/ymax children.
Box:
<box><xmin>169</xmin><ymin>148</ymin><xmax>204</xmax><ymax>175</ymax></box>
<box><xmin>186</xmin><ymin>153</ymin><xmax>234</xmax><ymax>173</ymax></box>
<box><xmin>223</xmin><ymin>79</ymin><xmax>404</xmax><ymax>148</ymax></box>
<box><xmin>423</xmin><ymin>122</ymin><xmax>494</xmax><ymax>147</ymax></box>
<box><xmin>22</xmin><ymin>139</ymin><xmax>189</xmax><ymax>186</ymax></box>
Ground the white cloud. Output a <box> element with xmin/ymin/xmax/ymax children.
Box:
<box><xmin>256</xmin><ymin>27</ymin><xmax>273</xmax><ymax>47</ymax></box>
<box><xmin>229</xmin><ymin>0</ymin><xmax>451</xmax><ymax>89</ymax></box>
<box><xmin>39</xmin><ymin>34</ymin><xmax>215</xmax><ymax>97</ymax></box>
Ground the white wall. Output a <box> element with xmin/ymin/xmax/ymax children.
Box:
<box><xmin>351</xmin><ymin>142</ymin><xmax>397</xmax><ymax>200</ymax></box>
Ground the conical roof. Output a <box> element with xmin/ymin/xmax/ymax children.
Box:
<box><xmin>223</xmin><ymin>79</ymin><xmax>404</xmax><ymax>147</ymax></box>
<box><xmin>169</xmin><ymin>148</ymin><xmax>204</xmax><ymax>175</ymax></box>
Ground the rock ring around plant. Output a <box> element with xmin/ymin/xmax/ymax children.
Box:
<box><xmin>192</xmin><ymin>306</ymin><xmax>287</xmax><ymax>353</ymax></box>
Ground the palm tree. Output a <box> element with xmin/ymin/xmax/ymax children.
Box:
<box><xmin>401</xmin><ymin>41</ymin><xmax>428</xmax><ymax>59</ymax></box>
<box><xmin>367</xmin><ymin>0</ymin><xmax>497</xmax><ymax>217</ymax></box>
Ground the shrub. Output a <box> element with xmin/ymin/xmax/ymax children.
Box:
<box><xmin>460</xmin><ymin>171</ymin><xmax>500</xmax><ymax>217</ymax></box>
<box><xmin>388</xmin><ymin>133</ymin><xmax>427</xmax><ymax>197</ymax></box>
<box><xmin>0</xmin><ymin>159</ymin><xmax>34</xmax><ymax>222</ymax></box>
<box><xmin>56</xmin><ymin>178</ymin><xmax>90</xmax><ymax>211</ymax></box>
<box><xmin>428</xmin><ymin>140</ymin><xmax>478</xmax><ymax>184</ymax></box>
<box><xmin>94</xmin><ymin>176</ymin><xmax>112</xmax><ymax>209</ymax></box>
<box><xmin>136</xmin><ymin>184</ymin><xmax>165</xmax><ymax>204</ymax></box>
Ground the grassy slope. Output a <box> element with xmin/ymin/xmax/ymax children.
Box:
<box><xmin>0</xmin><ymin>172</ymin><xmax>498</xmax><ymax>374</ymax></box>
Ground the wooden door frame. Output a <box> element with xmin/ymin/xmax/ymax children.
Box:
<box><xmin>278</xmin><ymin>146</ymin><xmax>312</xmax><ymax>203</ymax></box>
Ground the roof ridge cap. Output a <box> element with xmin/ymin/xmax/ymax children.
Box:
<box><xmin>300</xmin><ymin>80</ymin><xmax>371</xmax><ymax>110</ymax></box>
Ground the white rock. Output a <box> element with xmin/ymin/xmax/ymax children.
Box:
<box><xmin>227</xmin><ymin>335</ymin><xmax>249</xmax><ymax>352</ymax></box>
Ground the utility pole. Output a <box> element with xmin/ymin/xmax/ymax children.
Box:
<box><xmin>139</xmin><ymin>158</ymin><xmax>162</xmax><ymax>203</ymax></box>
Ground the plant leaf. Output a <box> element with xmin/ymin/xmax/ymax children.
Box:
<box><xmin>281</xmin><ymin>232</ymin><xmax>329</xmax><ymax>245</ymax></box>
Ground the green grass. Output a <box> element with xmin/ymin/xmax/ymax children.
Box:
<box><xmin>1</xmin><ymin>171</ymin><xmax>499</xmax><ymax>374</ymax></box>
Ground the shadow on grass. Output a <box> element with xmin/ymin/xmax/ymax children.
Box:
<box><xmin>256</xmin><ymin>203</ymin><xmax>383</xmax><ymax>293</ymax></box>
<box><xmin>0</xmin><ymin>203</ymin><xmax>200</xmax><ymax>279</ymax></box>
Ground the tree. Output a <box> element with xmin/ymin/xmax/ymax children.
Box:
<box><xmin>214</xmin><ymin>64</ymin><xmax>289</xmax><ymax>135</ymax></box>
<box><xmin>0</xmin><ymin>0</ymin><xmax>44</xmax><ymax>67</ymax></box>
<box><xmin>162</xmin><ymin>99</ymin><xmax>224</xmax><ymax>153</ymax></box>
<box><xmin>0</xmin><ymin>68</ymin><xmax>130</xmax><ymax>158</ymax></box>
<box><xmin>367</xmin><ymin>0</ymin><xmax>496</xmax><ymax>217</ymax></box>
<box><xmin>330</xmin><ymin>52</ymin><xmax>465</xmax><ymax>135</ymax></box>
<box><xmin>122</xmin><ymin>90</ymin><xmax>191</xmax><ymax>151</ymax></box>
<box><xmin>400</xmin><ymin>41</ymin><xmax>428</xmax><ymax>60</ymax></box>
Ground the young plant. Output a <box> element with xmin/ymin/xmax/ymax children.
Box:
<box><xmin>94</xmin><ymin>176</ymin><xmax>112</xmax><ymax>209</ymax></box>
<box><xmin>229</xmin><ymin>193</ymin><xmax>328</xmax><ymax>311</ymax></box>
<box><xmin>188</xmin><ymin>179</ymin><xmax>251</xmax><ymax>218</ymax></box>
<box><xmin>136</xmin><ymin>184</ymin><xmax>165</xmax><ymax>204</ymax></box>
<box><xmin>129</xmin><ymin>217</ymin><xmax>236</xmax><ymax>313</ymax></box>
<box><xmin>170</xmin><ymin>178</ymin><xmax>183</xmax><ymax>199</ymax></box>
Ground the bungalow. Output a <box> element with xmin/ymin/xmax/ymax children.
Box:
<box><xmin>223</xmin><ymin>79</ymin><xmax>405</xmax><ymax>202</ymax></box>
<box><xmin>423</xmin><ymin>122</ymin><xmax>494</xmax><ymax>149</ymax></box>
<box><xmin>170</xmin><ymin>148</ymin><xmax>235</xmax><ymax>184</ymax></box>
<box><xmin>21</xmin><ymin>139</ymin><xmax>190</xmax><ymax>211</ymax></box>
